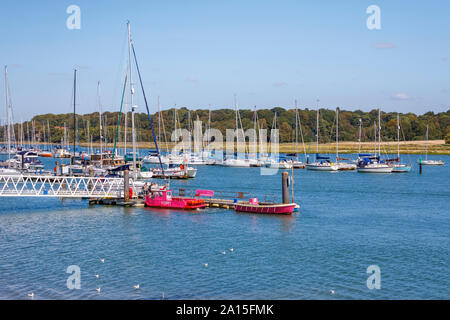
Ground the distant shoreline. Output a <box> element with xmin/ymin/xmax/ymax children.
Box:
<box><xmin>19</xmin><ymin>140</ymin><xmax>450</xmax><ymax>155</ymax></box>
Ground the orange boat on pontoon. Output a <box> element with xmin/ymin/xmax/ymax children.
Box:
<box><xmin>38</xmin><ymin>151</ymin><xmax>53</xmax><ymax>158</ymax></box>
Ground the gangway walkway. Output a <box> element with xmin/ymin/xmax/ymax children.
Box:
<box><xmin>0</xmin><ymin>174</ymin><xmax>139</xmax><ymax>198</ymax></box>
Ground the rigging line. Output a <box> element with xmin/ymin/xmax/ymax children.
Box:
<box><xmin>161</xmin><ymin>108</ymin><xmax>169</xmax><ymax>152</ymax></box>
<box><xmin>131</xmin><ymin>43</ymin><xmax>166</xmax><ymax>179</ymax></box>
<box><xmin>112</xmin><ymin>74</ymin><xmax>128</xmax><ymax>163</ymax></box>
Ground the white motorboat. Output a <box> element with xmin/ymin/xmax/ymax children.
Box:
<box><xmin>265</xmin><ymin>159</ymin><xmax>293</xmax><ymax>169</ymax></box>
<box><xmin>219</xmin><ymin>158</ymin><xmax>251</xmax><ymax>167</ymax></box>
<box><xmin>152</xmin><ymin>163</ymin><xmax>197</xmax><ymax>179</ymax></box>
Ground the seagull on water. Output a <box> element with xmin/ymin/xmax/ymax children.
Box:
<box><xmin>330</xmin><ymin>289</ymin><xmax>335</xmax><ymax>295</ymax></box>
<box><xmin>100</xmin><ymin>259</ymin><xmax>105</xmax><ymax>263</ymax></box>
<box><xmin>95</xmin><ymin>274</ymin><xmax>99</xmax><ymax>279</ymax></box>
<box><xmin>134</xmin><ymin>284</ymin><xmax>140</xmax><ymax>290</ymax></box>
<box><xmin>204</xmin><ymin>263</ymin><xmax>208</xmax><ymax>267</ymax></box>
<box><xmin>96</xmin><ymin>287</ymin><xmax>101</xmax><ymax>293</ymax></box>
<box><xmin>28</xmin><ymin>292</ymin><xmax>34</xmax><ymax>298</ymax></box>
<box><xmin>221</xmin><ymin>251</ymin><xmax>226</xmax><ymax>255</ymax></box>
<box><xmin>229</xmin><ymin>248</ymin><xmax>234</xmax><ymax>252</ymax></box>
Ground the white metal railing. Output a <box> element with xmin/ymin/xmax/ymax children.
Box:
<box><xmin>0</xmin><ymin>174</ymin><xmax>138</xmax><ymax>198</ymax></box>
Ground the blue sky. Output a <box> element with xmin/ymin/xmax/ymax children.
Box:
<box><xmin>0</xmin><ymin>0</ymin><xmax>449</xmax><ymax>121</ymax></box>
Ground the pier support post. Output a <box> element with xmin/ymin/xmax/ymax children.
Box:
<box><xmin>419</xmin><ymin>162</ymin><xmax>422</xmax><ymax>174</ymax></box>
<box><xmin>124</xmin><ymin>170</ymin><xmax>130</xmax><ymax>201</ymax></box>
<box><xmin>282</xmin><ymin>171</ymin><xmax>290</xmax><ymax>204</ymax></box>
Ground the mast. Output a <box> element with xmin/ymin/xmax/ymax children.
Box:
<box><xmin>47</xmin><ymin>120</ymin><xmax>51</xmax><ymax>151</ymax></box>
<box><xmin>98</xmin><ymin>81</ymin><xmax>103</xmax><ymax>166</ymax></box>
<box><xmin>104</xmin><ymin>114</ymin><xmax>108</xmax><ymax>151</ymax></box>
<box><xmin>63</xmin><ymin>122</ymin><xmax>67</xmax><ymax>150</ymax></box>
<box><xmin>295</xmin><ymin>100</ymin><xmax>298</xmax><ymax>161</ymax></box>
<box><xmin>358</xmin><ymin>118</ymin><xmax>362</xmax><ymax>154</ymax></box>
<box><xmin>127</xmin><ymin>21</ymin><xmax>137</xmax><ymax>179</ymax></box>
<box><xmin>397</xmin><ymin>113</ymin><xmax>400</xmax><ymax>162</ymax></box>
<box><xmin>316</xmin><ymin>100</ymin><xmax>319</xmax><ymax>155</ymax></box>
<box><xmin>207</xmin><ymin>107</ymin><xmax>211</xmax><ymax>153</ymax></box>
<box><xmin>373</xmin><ymin>121</ymin><xmax>376</xmax><ymax>155</ymax></box>
<box><xmin>20</xmin><ymin>120</ymin><xmax>24</xmax><ymax>148</ymax></box>
<box><xmin>253</xmin><ymin>106</ymin><xmax>257</xmax><ymax>159</ymax></box>
<box><xmin>336</xmin><ymin>107</ymin><xmax>339</xmax><ymax>163</ymax></box>
<box><xmin>72</xmin><ymin>69</ymin><xmax>77</xmax><ymax>160</ymax></box>
<box><xmin>86</xmin><ymin>120</ymin><xmax>90</xmax><ymax>154</ymax></box>
<box><xmin>26</xmin><ymin>121</ymin><xmax>30</xmax><ymax>149</ymax></box>
<box><xmin>188</xmin><ymin>110</ymin><xmax>191</xmax><ymax>154</ymax></box>
<box><xmin>4</xmin><ymin>66</ymin><xmax>11</xmax><ymax>159</ymax></box>
<box><xmin>378</xmin><ymin>109</ymin><xmax>381</xmax><ymax>157</ymax></box>
<box><xmin>425</xmin><ymin>124</ymin><xmax>429</xmax><ymax>160</ymax></box>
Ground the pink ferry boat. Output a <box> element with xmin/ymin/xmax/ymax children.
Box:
<box><xmin>234</xmin><ymin>198</ymin><xmax>297</xmax><ymax>215</ymax></box>
<box><xmin>145</xmin><ymin>187</ymin><xmax>207</xmax><ymax>210</ymax></box>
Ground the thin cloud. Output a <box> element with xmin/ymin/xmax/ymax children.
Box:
<box><xmin>186</xmin><ymin>77</ymin><xmax>199</xmax><ymax>83</ymax></box>
<box><xmin>373</xmin><ymin>42</ymin><xmax>396</xmax><ymax>49</ymax></box>
<box><xmin>391</xmin><ymin>93</ymin><xmax>411</xmax><ymax>101</ymax></box>
<box><xmin>273</xmin><ymin>81</ymin><xmax>288</xmax><ymax>87</ymax></box>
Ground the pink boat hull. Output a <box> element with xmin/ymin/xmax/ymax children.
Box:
<box><xmin>234</xmin><ymin>203</ymin><xmax>296</xmax><ymax>215</ymax></box>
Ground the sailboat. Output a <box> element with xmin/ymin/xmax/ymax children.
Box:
<box><xmin>144</xmin><ymin>96</ymin><xmax>169</xmax><ymax>164</ymax></box>
<box><xmin>305</xmin><ymin>103</ymin><xmax>338</xmax><ymax>171</ymax></box>
<box><xmin>417</xmin><ymin>124</ymin><xmax>444</xmax><ymax>166</ymax></box>
<box><xmin>391</xmin><ymin>114</ymin><xmax>412</xmax><ymax>172</ymax></box>
<box><xmin>3</xmin><ymin>66</ymin><xmax>18</xmax><ymax>158</ymax></box>
<box><xmin>335</xmin><ymin>108</ymin><xmax>356</xmax><ymax>170</ymax></box>
<box><xmin>265</xmin><ymin>112</ymin><xmax>292</xmax><ymax>169</ymax></box>
<box><xmin>357</xmin><ymin>109</ymin><xmax>393</xmax><ymax>173</ymax></box>
<box><xmin>220</xmin><ymin>95</ymin><xmax>251</xmax><ymax>167</ymax></box>
<box><xmin>286</xmin><ymin>100</ymin><xmax>306</xmax><ymax>168</ymax></box>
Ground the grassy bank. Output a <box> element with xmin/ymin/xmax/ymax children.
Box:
<box><xmin>60</xmin><ymin>140</ymin><xmax>450</xmax><ymax>155</ymax></box>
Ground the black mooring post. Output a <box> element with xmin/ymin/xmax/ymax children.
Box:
<box><xmin>124</xmin><ymin>169</ymin><xmax>130</xmax><ymax>201</ymax></box>
<box><xmin>282</xmin><ymin>171</ymin><xmax>290</xmax><ymax>204</ymax></box>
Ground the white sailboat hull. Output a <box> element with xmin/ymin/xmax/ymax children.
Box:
<box><xmin>219</xmin><ymin>159</ymin><xmax>251</xmax><ymax>167</ymax></box>
<box><xmin>305</xmin><ymin>163</ymin><xmax>338</xmax><ymax>171</ymax></box>
<box><xmin>357</xmin><ymin>165</ymin><xmax>393</xmax><ymax>173</ymax></box>
<box><xmin>417</xmin><ymin>160</ymin><xmax>444</xmax><ymax>166</ymax></box>
<box><xmin>336</xmin><ymin>162</ymin><xmax>357</xmax><ymax>171</ymax></box>
<box><xmin>392</xmin><ymin>164</ymin><xmax>412</xmax><ymax>173</ymax></box>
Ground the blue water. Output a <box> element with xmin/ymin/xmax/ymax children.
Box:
<box><xmin>0</xmin><ymin>154</ymin><xmax>448</xmax><ymax>299</ymax></box>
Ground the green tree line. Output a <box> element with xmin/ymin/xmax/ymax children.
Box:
<box><xmin>2</xmin><ymin>108</ymin><xmax>449</xmax><ymax>145</ymax></box>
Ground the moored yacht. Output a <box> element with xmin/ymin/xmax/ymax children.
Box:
<box><xmin>305</xmin><ymin>154</ymin><xmax>338</xmax><ymax>171</ymax></box>
<box><xmin>357</xmin><ymin>155</ymin><xmax>393</xmax><ymax>173</ymax></box>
